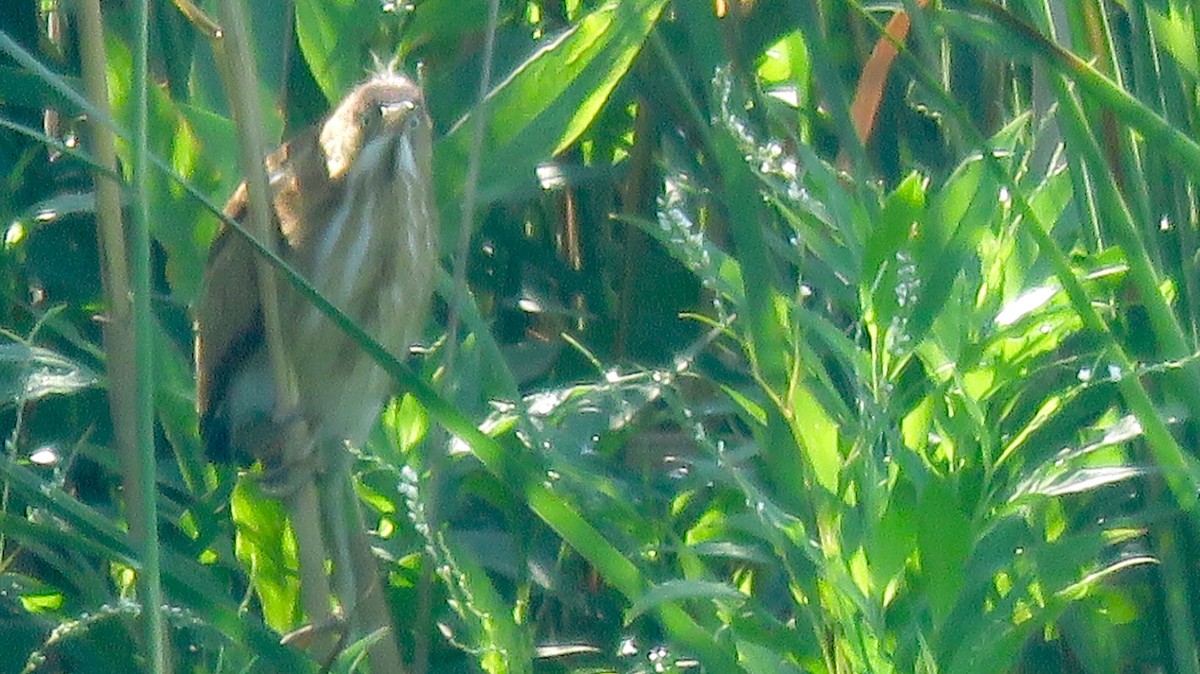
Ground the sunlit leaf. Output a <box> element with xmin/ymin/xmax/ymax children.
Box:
<box><xmin>435</xmin><ymin>0</ymin><xmax>670</xmax><ymax>225</ymax></box>
<box><xmin>231</xmin><ymin>480</ymin><xmax>301</xmax><ymax>632</ymax></box>
<box><xmin>917</xmin><ymin>481</ymin><xmax>971</xmax><ymax>622</ymax></box>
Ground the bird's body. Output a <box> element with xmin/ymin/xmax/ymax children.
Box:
<box><xmin>195</xmin><ymin>71</ymin><xmax>438</xmax><ymax>469</ymax></box>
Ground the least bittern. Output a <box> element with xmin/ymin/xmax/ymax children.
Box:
<box><xmin>195</xmin><ymin>69</ymin><xmax>438</xmax><ymax>670</ymax></box>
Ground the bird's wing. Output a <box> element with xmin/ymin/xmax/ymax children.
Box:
<box><xmin>194</xmin><ymin>182</ymin><xmax>266</xmax><ymax>448</ymax></box>
<box><xmin>194</xmin><ymin>127</ymin><xmax>335</xmax><ymax>454</ymax></box>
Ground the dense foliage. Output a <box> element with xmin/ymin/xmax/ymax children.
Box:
<box><xmin>2</xmin><ymin>0</ymin><xmax>1199</xmax><ymax>673</ymax></box>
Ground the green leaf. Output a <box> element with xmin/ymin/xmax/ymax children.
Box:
<box><xmin>864</xmin><ymin>172</ymin><xmax>926</xmax><ymax>358</ymax></box>
<box><xmin>232</xmin><ymin>480</ymin><xmax>301</xmax><ymax>632</ymax></box>
<box><xmin>790</xmin><ymin>380</ymin><xmax>841</xmax><ymax>494</ymax></box>
<box><xmin>917</xmin><ymin>481</ymin><xmax>971</xmax><ymax>622</ymax></box>
<box><xmin>1147</xmin><ymin>2</ymin><xmax>1199</xmax><ymax>78</ymax></box>
<box><xmin>866</xmin><ymin>172</ymin><xmax>925</xmax><ymax>299</ymax></box>
<box><xmin>435</xmin><ymin>0</ymin><xmax>670</xmax><ymax>226</ymax></box>
<box><xmin>0</xmin><ymin>64</ymin><xmax>86</xmax><ymax>113</ymax></box>
<box><xmin>294</xmin><ymin>0</ymin><xmax>384</xmax><ymax>100</ymax></box>
<box><xmin>104</xmin><ymin>35</ymin><xmax>237</xmax><ymax>302</ymax></box>
<box><xmin>866</xmin><ymin>479</ymin><xmax>917</xmax><ymax>589</ymax></box>
<box><xmin>625</xmin><ymin>579</ymin><xmax>747</xmax><ymax>624</ymax></box>
<box><xmin>907</xmin><ymin>124</ymin><xmax>1020</xmax><ymax>347</ymax></box>
<box><xmin>757</xmin><ymin>30</ymin><xmax>810</xmax><ymax>87</ymax></box>
<box><xmin>152</xmin><ymin>319</ymin><xmax>206</xmax><ymax>493</ymax></box>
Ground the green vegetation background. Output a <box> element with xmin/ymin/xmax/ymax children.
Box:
<box><xmin>1</xmin><ymin>0</ymin><xmax>1199</xmax><ymax>672</ymax></box>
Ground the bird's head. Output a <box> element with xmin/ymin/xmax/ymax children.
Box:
<box><xmin>318</xmin><ymin>72</ymin><xmax>429</xmax><ymax>182</ymax></box>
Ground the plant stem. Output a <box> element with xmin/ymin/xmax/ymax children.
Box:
<box><xmin>77</xmin><ymin>0</ymin><xmax>165</xmax><ymax>671</ymax></box>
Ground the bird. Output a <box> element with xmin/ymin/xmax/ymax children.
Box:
<box><xmin>193</xmin><ymin>68</ymin><xmax>438</xmax><ymax>669</ymax></box>
<box><xmin>195</xmin><ymin>68</ymin><xmax>438</xmax><ymax>472</ymax></box>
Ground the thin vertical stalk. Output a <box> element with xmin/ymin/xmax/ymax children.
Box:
<box><xmin>76</xmin><ymin>0</ymin><xmax>164</xmax><ymax>671</ymax></box>
<box><xmin>131</xmin><ymin>0</ymin><xmax>164</xmax><ymax>667</ymax></box>
<box><xmin>130</xmin><ymin>0</ymin><xmax>165</xmax><ymax>670</ymax></box>
<box><xmin>76</xmin><ymin>0</ymin><xmax>132</xmax><ymax>491</ymax></box>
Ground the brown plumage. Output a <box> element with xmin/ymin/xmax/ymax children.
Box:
<box><xmin>195</xmin><ymin>70</ymin><xmax>439</xmax><ymax>469</ymax></box>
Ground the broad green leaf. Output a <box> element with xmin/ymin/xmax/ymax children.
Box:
<box><xmin>232</xmin><ymin>480</ymin><xmax>301</xmax><ymax>632</ymax></box>
<box><xmin>757</xmin><ymin>31</ymin><xmax>810</xmax><ymax>88</ymax></box>
<box><xmin>0</xmin><ymin>64</ymin><xmax>85</xmax><ymax>113</ymax></box>
<box><xmin>917</xmin><ymin>481</ymin><xmax>971</xmax><ymax>622</ymax></box>
<box><xmin>909</xmin><ymin>120</ymin><xmax>1023</xmax><ymax>347</ymax></box>
<box><xmin>105</xmin><ymin>35</ymin><xmax>237</xmax><ymax>301</ymax></box>
<box><xmin>864</xmin><ymin>172</ymin><xmax>926</xmax><ymax>361</ymax></box>
<box><xmin>241</xmin><ymin>0</ymin><xmax>294</xmax><ymax>96</ymax></box>
<box><xmin>295</xmin><ymin>0</ymin><xmax>384</xmax><ymax>100</ymax></box>
<box><xmin>435</xmin><ymin>0</ymin><xmax>670</xmax><ymax>227</ymax></box>
<box><xmin>866</xmin><ymin>479</ymin><xmax>917</xmax><ymax>591</ymax></box>
<box><xmin>713</xmin><ymin>130</ymin><xmax>790</xmax><ymax>392</ymax></box>
<box><xmin>723</xmin><ymin>384</ymin><xmax>768</xmax><ymax>427</ymax></box>
<box><xmin>865</xmin><ymin>172</ymin><xmax>925</xmax><ymax>301</ymax></box>
<box><xmin>407</xmin><ymin>0</ymin><xmax>522</xmax><ymax>61</ymax></box>
<box><xmin>790</xmin><ymin>381</ymin><xmax>841</xmax><ymax>494</ymax></box>
<box><xmin>1027</xmin><ymin>167</ymin><xmax>1073</xmax><ymax>232</ymax></box>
